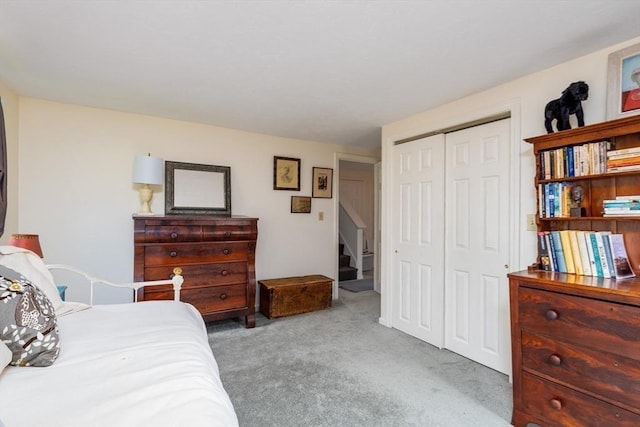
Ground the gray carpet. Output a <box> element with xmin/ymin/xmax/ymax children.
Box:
<box><xmin>207</xmin><ymin>290</ymin><xmax>512</xmax><ymax>427</ymax></box>
<box><xmin>339</xmin><ymin>277</ymin><xmax>374</xmax><ymax>292</ymax></box>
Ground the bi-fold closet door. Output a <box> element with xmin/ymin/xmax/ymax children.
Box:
<box><xmin>391</xmin><ymin>119</ymin><xmax>511</xmax><ymax>375</ymax></box>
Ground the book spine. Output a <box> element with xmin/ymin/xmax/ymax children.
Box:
<box><xmin>559</xmin><ymin>230</ymin><xmax>575</xmax><ymax>274</ymax></box>
<box><xmin>600</xmin><ymin>233</ymin><xmax>616</xmax><ymax>278</ymax></box>
<box><xmin>607</xmin><ymin>146</ymin><xmax>640</xmax><ymax>156</ymax></box>
<box><xmin>568</xmin><ymin>230</ymin><xmax>583</xmax><ymax>275</ymax></box>
<box><xmin>588</xmin><ymin>232</ymin><xmax>604</xmax><ymax>277</ymax></box>
<box><xmin>584</xmin><ymin>232</ymin><xmax>597</xmax><ymax>276</ymax></box>
<box><xmin>550</xmin><ymin>231</ymin><xmax>567</xmax><ymax>273</ymax></box>
<box><xmin>594</xmin><ymin>232</ymin><xmax>612</xmax><ymax>278</ymax></box>
<box><xmin>575</xmin><ymin>231</ymin><xmax>592</xmax><ymax>276</ymax></box>
<box><xmin>567</xmin><ymin>146</ymin><xmax>574</xmax><ymax>177</ymax></box>
<box><xmin>545</xmin><ymin>231</ymin><xmax>558</xmax><ymax>271</ymax></box>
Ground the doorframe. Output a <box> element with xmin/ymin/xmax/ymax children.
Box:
<box><xmin>333</xmin><ymin>152</ymin><xmax>380</xmax><ymax>299</ymax></box>
<box><xmin>380</xmin><ymin>101</ymin><xmax>522</xmax><ymax>328</ymax></box>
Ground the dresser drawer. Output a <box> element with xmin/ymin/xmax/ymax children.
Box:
<box><xmin>141</xmin><ymin>225</ymin><xmax>202</xmax><ymax>243</ymax></box>
<box><xmin>521</xmin><ymin>331</ymin><xmax>640</xmax><ymax>409</ymax></box>
<box><xmin>518</xmin><ymin>287</ymin><xmax>640</xmax><ymax>360</ymax></box>
<box><xmin>144</xmin><ymin>262</ymin><xmax>248</xmax><ymax>288</ymax></box>
<box><xmin>144</xmin><ymin>242</ymin><xmax>249</xmax><ymax>266</ymax></box>
<box><xmin>142</xmin><ymin>283</ymin><xmax>247</xmax><ymax>313</ymax></box>
<box><xmin>521</xmin><ymin>372</ymin><xmax>640</xmax><ymax>426</ymax></box>
<box><xmin>202</xmin><ymin>223</ymin><xmax>257</xmax><ymax>241</ymax></box>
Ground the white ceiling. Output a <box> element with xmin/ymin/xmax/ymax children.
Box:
<box><xmin>0</xmin><ymin>1</ymin><xmax>639</xmax><ymax>149</ymax></box>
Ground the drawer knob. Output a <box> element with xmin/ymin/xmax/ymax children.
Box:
<box><xmin>221</xmin><ymin>270</ymin><xmax>228</xmax><ymax>276</ymax></box>
<box><xmin>170</xmin><ymin>232</ymin><xmax>178</xmax><ymax>239</ymax></box>
<box><xmin>224</xmin><ymin>231</ymin><xmax>231</xmax><ymax>237</ymax></box>
<box><xmin>220</xmin><ymin>293</ymin><xmax>227</xmax><ymax>300</ymax></box>
<box><xmin>548</xmin><ymin>354</ymin><xmax>562</xmax><ymax>366</ymax></box>
<box><xmin>169</xmin><ymin>251</ymin><xmax>177</xmax><ymax>257</ymax></box>
<box><xmin>223</xmin><ymin>248</ymin><xmax>230</xmax><ymax>255</ymax></box>
<box><xmin>549</xmin><ymin>398</ymin><xmax>562</xmax><ymax>410</ymax></box>
<box><xmin>545</xmin><ymin>309</ymin><xmax>559</xmax><ymax>321</ymax></box>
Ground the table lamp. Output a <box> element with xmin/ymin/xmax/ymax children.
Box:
<box><xmin>8</xmin><ymin>233</ymin><xmax>43</xmax><ymax>258</ymax></box>
<box><xmin>133</xmin><ymin>154</ymin><xmax>163</xmax><ymax>214</ymax></box>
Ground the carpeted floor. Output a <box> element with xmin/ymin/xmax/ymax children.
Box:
<box><xmin>339</xmin><ymin>277</ymin><xmax>374</xmax><ymax>292</ymax></box>
<box><xmin>207</xmin><ymin>290</ymin><xmax>512</xmax><ymax>427</ymax></box>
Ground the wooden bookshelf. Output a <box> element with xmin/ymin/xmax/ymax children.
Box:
<box><xmin>528</xmin><ymin>115</ymin><xmax>640</xmax><ymax>275</ymax></box>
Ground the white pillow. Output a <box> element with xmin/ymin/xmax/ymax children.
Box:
<box><xmin>0</xmin><ymin>246</ymin><xmax>89</xmax><ymax>316</ymax></box>
<box><xmin>0</xmin><ymin>340</ymin><xmax>11</xmax><ymax>375</ymax></box>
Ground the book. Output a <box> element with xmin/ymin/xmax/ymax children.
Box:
<box><xmin>608</xmin><ymin>234</ymin><xmax>636</xmax><ymax>279</ymax></box>
<box><xmin>594</xmin><ymin>231</ymin><xmax>612</xmax><ymax>278</ymax></box>
<box><xmin>550</xmin><ymin>231</ymin><xmax>567</xmax><ymax>273</ymax></box>
<box><xmin>545</xmin><ymin>231</ymin><xmax>558</xmax><ymax>271</ymax></box>
<box><xmin>559</xmin><ymin>230</ymin><xmax>575</xmax><ymax>273</ymax></box>
<box><xmin>584</xmin><ymin>231</ymin><xmax>598</xmax><ymax>276</ymax></box>
<box><xmin>607</xmin><ymin>146</ymin><xmax>640</xmax><ymax>157</ymax></box>
<box><xmin>600</xmin><ymin>233</ymin><xmax>616</xmax><ymax>278</ymax></box>
<box><xmin>537</xmin><ymin>232</ymin><xmax>552</xmax><ymax>271</ymax></box>
<box><xmin>568</xmin><ymin>230</ymin><xmax>583</xmax><ymax>275</ymax></box>
<box><xmin>588</xmin><ymin>232</ymin><xmax>604</xmax><ymax>277</ymax></box>
<box><xmin>575</xmin><ymin>231</ymin><xmax>592</xmax><ymax>276</ymax></box>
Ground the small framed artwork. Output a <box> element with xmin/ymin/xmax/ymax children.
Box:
<box><xmin>606</xmin><ymin>42</ymin><xmax>640</xmax><ymax>120</ymax></box>
<box><xmin>291</xmin><ymin>196</ymin><xmax>311</xmax><ymax>213</ymax></box>
<box><xmin>312</xmin><ymin>167</ymin><xmax>333</xmax><ymax>198</ymax></box>
<box><xmin>273</xmin><ymin>156</ymin><xmax>301</xmax><ymax>191</ymax></box>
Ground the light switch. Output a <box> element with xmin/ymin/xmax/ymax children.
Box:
<box><xmin>526</xmin><ymin>214</ymin><xmax>537</xmax><ymax>231</ymax></box>
<box><xmin>319</xmin><ymin>211</ymin><xmax>324</xmax><ymax>221</ymax></box>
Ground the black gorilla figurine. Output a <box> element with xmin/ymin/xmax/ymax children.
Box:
<box><xmin>544</xmin><ymin>81</ymin><xmax>589</xmax><ymax>133</ymax></box>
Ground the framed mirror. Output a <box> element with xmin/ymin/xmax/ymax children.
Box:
<box><xmin>165</xmin><ymin>161</ymin><xmax>231</xmax><ymax>216</ymax></box>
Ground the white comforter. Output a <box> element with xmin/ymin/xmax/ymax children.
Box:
<box><xmin>0</xmin><ymin>301</ymin><xmax>238</xmax><ymax>427</ymax></box>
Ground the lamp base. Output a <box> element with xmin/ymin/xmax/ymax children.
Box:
<box><xmin>139</xmin><ymin>186</ymin><xmax>154</xmax><ymax>214</ymax></box>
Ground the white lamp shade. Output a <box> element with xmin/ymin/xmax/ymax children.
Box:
<box><xmin>133</xmin><ymin>155</ymin><xmax>164</xmax><ymax>185</ymax></box>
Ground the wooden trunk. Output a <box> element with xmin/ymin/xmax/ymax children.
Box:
<box><xmin>259</xmin><ymin>275</ymin><xmax>332</xmax><ymax>319</ymax></box>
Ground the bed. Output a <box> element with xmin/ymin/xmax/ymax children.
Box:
<box><xmin>0</xmin><ymin>247</ymin><xmax>239</xmax><ymax>427</ymax></box>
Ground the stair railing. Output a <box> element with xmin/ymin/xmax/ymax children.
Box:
<box><xmin>339</xmin><ymin>201</ymin><xmax>367</xmax><ymax>280</ymax></box>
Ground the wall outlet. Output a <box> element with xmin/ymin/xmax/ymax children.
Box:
<box><xmin>318</xmin><ymin>211</ymin><xmax>324</xmax><ymax>221</ymax></box>
<box><xmin>526</xmin><ymin>214</ymin><xmax>537</xmax><ymax>231</ymax></box>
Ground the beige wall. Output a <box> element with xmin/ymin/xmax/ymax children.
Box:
<box><xmin>15</xmin><ymin>98</ymin><xmax>378</xmax><ymax>303</ymax></box>
<box><xmin>0</xmin><ymin>79</ymin><xmax>19</xmax><ymax>241</ymax></box>
<box><xmin>379</xmin><ymin>36</ymin><xmax>640</xmax><ymax>325</ymax></box>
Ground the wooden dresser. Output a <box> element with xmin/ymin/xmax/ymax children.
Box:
<box><xmin>508</xmin><ymin>270</ymin><xmax>640</xmax><ymax>426</ymax></box>
<box><xmin>133</xmin><ymin>215</ymin><xmax>258</xmax><ymax>328</ymax></box>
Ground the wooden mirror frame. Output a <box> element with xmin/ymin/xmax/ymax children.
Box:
<box><xmin>165</xmin><ymin>161</ymin><xmax>231</xmax><ymax>216</ymax></box>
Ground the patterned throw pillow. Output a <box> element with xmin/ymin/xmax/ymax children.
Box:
<box><xmin>0</xmin><ymin>265</ymin><xmax>60</xmax><ymax>367</ymax></box>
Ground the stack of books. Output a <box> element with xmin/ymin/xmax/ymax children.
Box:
<box><xmin>606</xmin><ymin>146</ymin><xmax>640</xmax><ymax>173</ymax></box>
<box><xmin>537</xmin><ymin>230</ymin><xmax>635</xmax><ymax>279</ymax></box>
<box><xmin>603</xmin><ymin>196</ymin><xmax>640</xmax><ymax>217</ymax></box>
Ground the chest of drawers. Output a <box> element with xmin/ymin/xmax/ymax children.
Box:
<box><xmin>508</xmin><ymin>270</ymin><xmax>640</xmax><ymax>426</ymax></box>
<box><xmin>134</xmin><ymin>215</ymin><xmax>258</xmax><ymax>328</ymax></box>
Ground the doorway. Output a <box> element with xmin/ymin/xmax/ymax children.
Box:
<box><xmin>335</xmin><ymin>154</ymin><xmax>380</xmax><ymax>296</ymax></box>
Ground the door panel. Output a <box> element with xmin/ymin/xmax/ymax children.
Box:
<box><xmin>391</xmin><ymin>134</ymin><xmax>445</xmax><ymax>347</ymax></box>
<box><xmin>444</xmin><ymin>119</ymin><xmax>511</xmax><ymax>375</ymax></box>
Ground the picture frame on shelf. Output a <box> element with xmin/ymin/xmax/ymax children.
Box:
<box><xmin>273</xmin><ymin>156</ymin><xmax>301</xmax><ymax>191</ymax></box>
<box><xmin>291</xmin><ymin>196</ymin><xmax>311</xmax><ymax>213</ymax></box>
<box><xmin>311</xmin><ymin>167</ymin><xmax>333</xmax><ymax>198</ymax></box>
<box><xmin>606</xmin><ymin>42</ymin><xmax>640</xmax><ymax>120</ymax></box>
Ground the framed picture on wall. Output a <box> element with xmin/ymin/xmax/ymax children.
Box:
<box><xmin>607</xmin><ymin>43</ymin><xmax>640</xmax><ymax>119</ymax></box>
<box><xmin>291</xmin><ymin>196</ymin><xmax>311</xmax><ymax>213</ymax></box>
<box><xmin>273</xmin><ymin>156</ymin><xmax>301</xmax><ymax>191</ymax></box>
<box><xmin>312</xmin><ymin>167</ymin><xmax>333</xmax><ymax>198</ymax></box>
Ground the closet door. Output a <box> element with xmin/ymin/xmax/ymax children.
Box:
<box><xmin>391</xmin><ymin>134</ymin><xmax>445</xmax><ymax>347</ymax></box>
<box><xmin>444</xmin><ymin>119</ymin><xmax>511</xmax><ymax>375</ymax></box>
